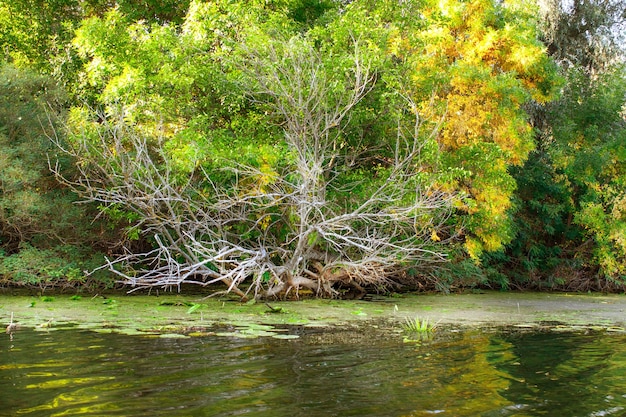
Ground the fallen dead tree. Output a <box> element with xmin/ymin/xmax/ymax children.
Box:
<box><xmin>51</xmin><ymin>36</ymin><xmax>457</xmax><ymax>299</ymax></box>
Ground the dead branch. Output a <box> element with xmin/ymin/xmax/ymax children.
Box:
<box><xmin>50</xmin><ymin>34</ymin><xmax>457</xmax><ymax>298</ymax></box>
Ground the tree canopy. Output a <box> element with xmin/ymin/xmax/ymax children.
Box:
<box><xmin>485</xmin><ymin>0</ymin><xmax>626</xmax><ymax>289</ymax></box>
<box><xmin>0</xmin><ymin>0</ymin><xmax>624</xmax><ymax>295</ymax></box>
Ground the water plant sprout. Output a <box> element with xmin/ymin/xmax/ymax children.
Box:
<box><xmin>402</xmin><ymin>316</ymin><xmax>438</xmax><ymax>333</ymax></box>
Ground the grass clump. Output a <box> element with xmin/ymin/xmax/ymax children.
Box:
<box><xmin>402</xmin><ymin>316</ymin><xmax>437</xmax><ymax>333</ymax></box>
<box><xmin>401</xmin><ymin>316</ymin><xmax>439</xmax><ymax>343</ymax></box>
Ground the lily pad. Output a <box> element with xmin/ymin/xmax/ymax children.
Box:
<box><xmin>159</xmin><ymin>333</ymin><xmax>190</xmax><ymax>339</ymax></box>
<box><xmin>215</xmin><ymin>331</ymin><xmax>259</xmax><ymax>339</ymax></box>
<box><xmin>188</xmin><ymin>331</ymin><xmax>215</xmax><ymax>337</ymax></box>
<box><xmin>270</xmin><ymin>334</ymin><xmax>300</xmax><ymax>340</ymax></box>
<box><xmin>232</xmin><ymin>322</ymin><xmax>276</xmax><ymax>331</ymax></box>
<box><xmin>116</xmin><ymin>328</ymin><xmax>160</xmax><ymax>336</ymax></box>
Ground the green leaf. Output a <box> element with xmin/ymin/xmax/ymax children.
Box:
<box><xmin>186</xmin><ymin>303</ymin><xmax>201</xmax><ymax>314</ymax></box>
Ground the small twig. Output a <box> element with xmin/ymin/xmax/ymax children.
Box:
<box><xmin>265</xmin><ymin>303</ymin><xmax>283</xmax><ymax>313</ymax></box>
<box><xmin>6</xmin><ymin>312</ymin><xmax>17</xmax><ymax>334</ymax></box>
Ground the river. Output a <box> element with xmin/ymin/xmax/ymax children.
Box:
<box><xmin>2</xmin><ymin>326</ymin><xmax>626</xmax><ymax>416</ymax></box>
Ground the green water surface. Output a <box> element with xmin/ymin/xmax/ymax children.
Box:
<box><xmin>1</xmin><ymin>327</ymin><xmax>625</xmax><ymax>416</ymax></box>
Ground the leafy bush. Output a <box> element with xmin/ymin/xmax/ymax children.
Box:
<box><xmin>0</xmin><ymin>63</ymin><xmax>118</xmax><ymax>289</ymax></box>
<box><xmin>0</xmin><ymin>244</ymin><xmax>112</xmax><ymax>290</ymax></box>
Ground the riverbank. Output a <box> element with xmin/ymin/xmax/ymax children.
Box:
<box><xmin>2</xmin><ymin>291</ymin><xmax>625</xmax><ymax>337</ymax></box>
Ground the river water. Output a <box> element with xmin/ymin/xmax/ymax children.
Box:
<box><xmin>1</xmin><ymin>327</ymin><xmax>625</xmax><ymax>416</ymax></box>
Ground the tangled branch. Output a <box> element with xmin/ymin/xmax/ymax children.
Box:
<box><xmin>51</xmin><ymin>35</ymin><xmax>457</xmax><ymax>299</ymax></box>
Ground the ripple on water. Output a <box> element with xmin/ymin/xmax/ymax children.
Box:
<box><xmin>1</xmin><ymin>328</ymin><xmax>626</xmax><ymax>416</ymax></box>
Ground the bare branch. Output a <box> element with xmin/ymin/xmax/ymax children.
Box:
<box><xmin>50</xmin><ymin>35</ymin><xmax>458</xmax><ymax>299</ymax></box>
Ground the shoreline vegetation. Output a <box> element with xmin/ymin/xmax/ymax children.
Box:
<box><xmin>2</xmin><ymin>292</ymin><xmax>625</xmax><ymax>338</ymax></box>
<box><xmin>1</xmin><ymin>0</ymin><xmax>625</xmax><ymax>298</ymax></box>
<box><xmin>1</xmin><ymin>274</ymin><xmax>626</xmax><ymax>299</ymax></box>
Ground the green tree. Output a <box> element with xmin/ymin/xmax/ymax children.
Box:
<box><xmin>540</xmin><ymin>0</ymin><xmax>625</xmax><ymax>72</ymax></box>
<box><xmin>487</xmin><ymin>0</ymin><xmax>626</xmax><ymax>289</ymax></box>
<box><xmin>549</xmin><ymin>67</ymin><xmax>626</xmax><ymax>284</ymax></box>
<box><xmin>0</xmin><ymin>63</ymin><xmax>114</xmax><ymax>288</ymax></box>
<box><xmin>0</xmin><ymin>0</ymin><xmax>192</xmax><ymax>104</ymax></box>
<box><xmin>56</xmin><ymin>0</ymin><xmax>460</xmax><ymax>297</ymax></box>
<box><xmin>376</xmin><ymin>0</ymin><xmax>559</xmax><ymax>258</ymax></box>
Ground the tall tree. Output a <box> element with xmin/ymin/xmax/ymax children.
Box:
<box><xmin>55</xmin><ymin>0</ymin><xmax>559</xmax><ymax>296</ymax></box>
<box><xmin>489</xmin><ymin>0</ymin><xmax>626</xmax><ymax>289</ymax></box>
<box><xmin>380</xmin><ymin>0</ymin><xmax>559</xmax><ymax>258</ymax></box>
<box><xmin>0</xmin><ymin>63</ymin><xmax>114</xmax><ymax>288</ymax></box>
<box><xmin>539</xmin><ymin>0</ymin><xmax>625</xmax><ymax>71</ymax></box>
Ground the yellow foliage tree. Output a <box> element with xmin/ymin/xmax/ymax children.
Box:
<box><xmin>388</xmin><ymin>0</ymin><xmax>558</xmax><ymax>257</ymax></box>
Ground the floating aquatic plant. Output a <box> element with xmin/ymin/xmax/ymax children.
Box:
<box><xmin>186</xmin><ymin>303</ymin><xmax>202</xmax><ymax>314</ymax></box>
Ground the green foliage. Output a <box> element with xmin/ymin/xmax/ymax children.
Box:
<box><xmin>286</xmin><ymin>0</ymin><xmax>335</xmax><ymax>26</ymax></box>
<box><xmin>362</xmin><ymin>0</ymin><xmax>560</xmax><ymax>258</ymax></box>
<box><xmin>539</xmin><ymin>0</ymin><xmax>626</xmax><ymax>72</ymax></box>
<box><xmin>481</xmin><ymin>0</ymin><xmax>626</xmax><ymax>290</ymax></box>
<box><xmin>55</xmin><ymin>0</ymin><xmax>567</xmax><ymax>294</ymax></box>
<box><xmin>13</xmin><ymin>0</ymin><xmax>626</xmax><ymax>294</ymax></box>
<box><xmin>0</xmin><ymin>62</ymin><xmax>117</xmax><ymax>289</ymax></box>
<box><xmin>114</xmin><ymin>0</ymin><xmax>191</xmax><ymax>24</ymax></box>
<box><xmin>402</xmin><ymin>316</ymin><xmax>438</xmax><ymax>342</ymax></box>
<box><xmin>556</xmin><ymin>67</ymin><xmax>626</xmax><ymax>282</ymax></box>
<box><xmin>428</xmin><ymin>257</ymin><xmax>491</xmax><ymax>292</ymax></box>
<box><xmin>484</xmin><ymin>152</ymin><xmax>582</xmax><ymax>288</ymax></box>
<box><xmin>491</xmin><ymin>63</ymin><xmax>626</xmax><ymax>288</ymax></box>
<box><xmin>186</xmin><ymin>303</ymin><xmax>201</xmax><ymax>314</ymax></box>
<box><xmin>0</xmin><ymin>63</ymin><xmax>67</xmax><ymax>248</ymax></box>
<box><xmin>0</xmin><ymin>0</ymin><xmax>82</xmax><ymax>69</ymax></box>
<box><xmin>0</xmin><ymin>0</ymin><xmax>193</xmax><ymax>109</ymax></box>
<box><xmin>402</xmin><ymin>316</ymin><xmax>437</xmax><ymax>333</ymax></box>
<box><xmin>0</xmin><ymin>243</ymin><xmax>110</xmax><ymax>288</ymax></box>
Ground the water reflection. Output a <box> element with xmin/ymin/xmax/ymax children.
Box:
<box><xmin>493</xmin><ymin>332</ymin><xmax>626</xmax><ymax>416</ymax></box>
<box><xmin>1</xmin><ymin>327</ymin><xmax>625</xmax><ymax>416</ymax></box>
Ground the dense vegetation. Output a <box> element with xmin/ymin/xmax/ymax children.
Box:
<box><xmin>0</xmin><ymin>0</ymin><xmax>624</xmax><ymax>297</ymax></box>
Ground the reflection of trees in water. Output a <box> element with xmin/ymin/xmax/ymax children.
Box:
<box><xmin>262</xmin><ymin>330</ymin><xmax>516</xmax><ymax>416</ymax></box>
<box><xmin>491</xmin><ymin>331</ymin><xmax>626</xmax><ymax>416</ymax></box>
<box><xmin>5</xmin><ymin>328</ymin><xmax>625</xmax><ymax>416</ymax></box>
